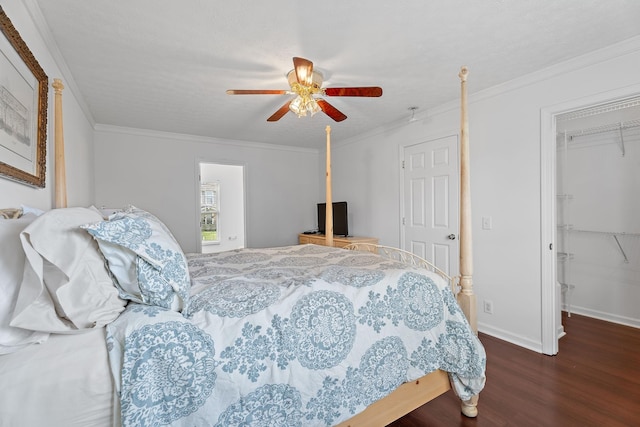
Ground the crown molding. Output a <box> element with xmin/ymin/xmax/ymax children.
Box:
<box><xmin>430</xmin><ymin>35</ymin><xmax>640</xmax><ymax>118</ymax></box>
<box><xmin>94</xmin><ymin>124</ymin><xmax>319</xmax><ymax>154</ymax></box>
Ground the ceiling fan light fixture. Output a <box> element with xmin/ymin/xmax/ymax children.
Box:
<box><xmin>228</xmin><ymin>57</ymin><xmax>381</xmax><ymax>122</ymax></box>
<box><xmin>289</xmin><ymin>94</ymin><xmax>321</xmax><ymax>117</ymax></box>
<box><xmin>307</xmin><ymin>97</ymin><xmax>321</xmax><ymax>116</ymax></box>
<box><xmin>286</xmin><ymin>68</ymin><xmax>323</xmax><ymax>118</ymax></box>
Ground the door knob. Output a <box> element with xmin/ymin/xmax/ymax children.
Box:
<box><xmin>447</xmin><ymin>234</ymin><xmax>456</xmax><ymax>240</ymax></box>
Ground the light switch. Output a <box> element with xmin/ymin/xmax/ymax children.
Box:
<box><xmin>482</xmin><ymin>216</ymin><xmax>492</xmax><ymax>230</ymax></box>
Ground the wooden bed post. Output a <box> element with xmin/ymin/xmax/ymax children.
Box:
<box><xmin>457</xmin><ymin>67</ymin><xmax>477</xmax><ymax>333</ymax></box>
<box><xmin>327</xmin><ymin>69</ymin><xmax>481</xmax><ymax>426</ymax></box>
<box><xmin>325</xmin><ymin>125</ymin><xmax>334</xmax><ymax>247</ymax></box>
<box><xmin>53</xmin><ymin>78</ymin><xmax>67</xmax><ymax>208</ymax></box>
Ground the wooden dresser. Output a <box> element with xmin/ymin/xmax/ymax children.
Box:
<box><xmin>298</xmin><ymin>233</ymin><xmax>378</xmax><ymax>250</ymax></box>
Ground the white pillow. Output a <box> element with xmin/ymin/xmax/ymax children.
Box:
<box><xmin>0</xmin><ymin>215</ymin><xmax>49</xmax><ymax>353</ymax></box>
<box><xmin>81</xmin><ymin>206</ymin><xmax>190</xmax><ymax>311</ymax></box>
<box><xmin>10</xmin><ymin>207</ymin><xmax>127</xmax><ymax>334</ymax></box>
<box><xmin>20</xmin><ymin>205</ymin><xmax>45</xmax><ymax>216</ymax></box>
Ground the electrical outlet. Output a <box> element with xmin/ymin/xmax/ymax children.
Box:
<box><xmin>483</xmin><ymin>300</ymin><xmax>494</xmax><ymax>315</ymax></box>
<box><xmin>482</xmin><ymin>216</ymin><xmax>492</xmax><ymax>230</ymax></box>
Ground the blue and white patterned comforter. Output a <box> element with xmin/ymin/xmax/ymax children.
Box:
<box><xmin>106</xmin><ymin>244</ymin><xmax>486</xmax><ymax>427</ymax></box>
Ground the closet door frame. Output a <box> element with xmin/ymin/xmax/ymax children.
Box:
<box><xmin>540</xmin><ymin>84</ymin><xmax>640</xmax><ymax>355</ymax></box>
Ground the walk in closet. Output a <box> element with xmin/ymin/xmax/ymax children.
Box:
<box><xmin>556</xmin><ymin>97</ymin><xmax>640</xmax><ymax>327</ymax></box>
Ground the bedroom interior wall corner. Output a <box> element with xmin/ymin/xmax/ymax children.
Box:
<box><xmin>93</xmin><ymin>128</ymin><xmax>320</xmax><ymax>253</ymax></box>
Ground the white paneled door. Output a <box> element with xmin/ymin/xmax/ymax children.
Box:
<box><xmin>402</xmin><ymin>135</ymin><xmax>459</xmax><ymax>277</ymax></box>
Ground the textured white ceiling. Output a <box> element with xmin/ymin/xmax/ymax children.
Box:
<box><xmin>32</xmin><ymin>0</ymin><xmax>640</xmax><ymax>149</ymax></box>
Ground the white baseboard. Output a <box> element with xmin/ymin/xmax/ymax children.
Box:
<box><xmin>477</xmin><ymin>322</ymin><xmax>543</xmax><ymax>354</ymax></box>
<box><xmin>478</xmin><ymin>308</ymin><xmax>639</xmax><ymax>357</ymax></box>
<box><xmin>562</xmin><ymin>305</ymin><xmax>640</xmax><ymax>329</ymax></box>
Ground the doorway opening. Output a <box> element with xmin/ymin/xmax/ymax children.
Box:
<box><xmin>198</xmin><ymin>162</ymin><xmax>246</xmax><ymax>254</ymax></box>
<box><xmin>541</xmin><ymin>91</ymin><xmax>640</xmax><ymax>355</ymax></box>
<box><xmin>556</xmin><ymin>99</ymin><xmax>640</xmax><ymax>320</ymax></box>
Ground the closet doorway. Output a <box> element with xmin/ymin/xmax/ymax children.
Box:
<box><xmin>541</xmin><ymin>92</ymin><xmax>640</xmax><ymax>355</ymax></box>
<box><xmin>556</xmin><ymin>98</ymin><xmax>640</xmax><ymax>323</ymax></box>
<box><xmin>197</xmin><ymin>162</ymin><xmax>246</xmax><ymax>254</ymax></box>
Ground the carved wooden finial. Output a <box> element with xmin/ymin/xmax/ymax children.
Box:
<box><xmin>53</xmin><ymin>78</ymin><xmax>64</xmax><ymax>93</ymax></box>
<box><xmin>459</xmin><ymin>66</ymin><xmax>468</xmax><ymax>82</ymax></box>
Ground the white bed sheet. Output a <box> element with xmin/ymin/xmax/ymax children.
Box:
<box><xmin>0</xmin><ymin>327</ymin><xmax>117</xmax><ymax>427</ymax></box>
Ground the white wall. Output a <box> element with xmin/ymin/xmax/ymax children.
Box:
<box><xmin>200</xmin><ymin>163</ymin><xmax>245</xmax><ymax>253</ymax></box>
<box><xmin>0</xmin><ymin>0</ymin><xmax>94</xmax><ymax>209</ymax></box>
<box><xmin>329</xmin><ymin>37</ymin><xmax>640</xmax><ymax>351</ymax></box>
<box><xmin>93</xmin><ymin>126</ymin><xmax>319</xmax><ymax>253</ymax></box>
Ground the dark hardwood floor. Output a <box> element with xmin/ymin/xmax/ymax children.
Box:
<box><xmin>388</xmin><ymin>313</ymin><xmax>640</xmax><ymax>427</ymax></box>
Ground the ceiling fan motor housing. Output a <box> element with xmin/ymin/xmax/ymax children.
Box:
<box><xmin>287</xmin><ymin>70</ymin><xmax>323</xmax><ymax>92</ymax></box>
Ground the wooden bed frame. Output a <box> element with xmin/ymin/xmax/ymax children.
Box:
<box><xmin>51</xmin><ymin>67</ymin><xmax>478</xmax><ymax>425</ymax></box>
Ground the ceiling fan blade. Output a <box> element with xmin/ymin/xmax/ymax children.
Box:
<box><xmin>227</xmin><ymin>89</ymin><xmax>288</xmax><ymax>95</ymax></box>
<box><xmin>267</xmin><ymin>100</ymin><xmax>292</xmax><ymax>122</ymax></box>
<box><xmin>324</xmin><ymin>87</ymin><xmax>383</xmax><ymax>97</ymax></box>
<box><xmin>317</xmin><ymin>99</ymin><xmax>347</xmax><ymax>122</ymax></box>
<box><xmin>293</xmin><ymin>57</ymin><xmax>313</xmax><ymax>86</ymax></box>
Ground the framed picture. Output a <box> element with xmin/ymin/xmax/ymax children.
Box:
<box><xmin>0</xmin><ymin>6</ymin><xmax>48</xmax><ymax>187</ymax></box>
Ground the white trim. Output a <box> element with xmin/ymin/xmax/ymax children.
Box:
<box><xmin>540</xmin><ymin>106</ymin><xmax>558</xmax><ymax>355</ymax></box>
<box><xmin>562</xmin><ymin>306</ymin><xmax>640</xmax><ymax>330</ymax></box>
<box><xmin>196</xmin><ymin>159</ymin><xmax>248</xmax><ymax>252</ymax></box>
<box><xmin>540</xmin><ymin>82</ymin><xmax>640</xmax><ymax>355</ymax></box>
<box><xmin>194</xmin><ymin>159</ymin><xmax>203</xmax><ymax>253</ymax></box>
<box><xmin>398</xmin><ymin>130</ymin><xmax>459</xmax><ymax>250</ymax></box>
<box><xmin>425</xmin><ymin>36</ymin><xmax>640</xmax><ymax>122</ymax></box>
<box><xmin>95</xmin><ymin>124</ymin><xmax>319</xmax><ymax>154</ymax></box>
<box><xmin>478</xmin><ymin>323</ymin><xmax>543</xmax><ymax>354</ymax></box>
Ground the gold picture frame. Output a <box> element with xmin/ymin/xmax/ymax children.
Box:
<box><xmin>0</xmin><ymin>6</ymin><xmax>48</xmax><ymax>187</ymax></box>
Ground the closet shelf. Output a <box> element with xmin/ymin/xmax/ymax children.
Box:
<box><xmin>569</xmin><ymin>228</ymin><xmax>640</xmax><ymax>237</ymax></box>
<box><xmin>558</xmin><ymin>120</ymin><xmax>640</xmax><ymax>156</ymax></box>
<box><xmin>566</xmin><ymin>229</ymin><xmax>636</xmax><ymax>264</ymax></box>
<box><xmin>560</xmin><ymin>119</ymin><xmax>640</xmax><ymax>139</ymax></box>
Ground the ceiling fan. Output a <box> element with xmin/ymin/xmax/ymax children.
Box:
<box><xmin>226</xmin><ymin>57</ymin><xmax>382</xmax><ymax>122</ymax></box>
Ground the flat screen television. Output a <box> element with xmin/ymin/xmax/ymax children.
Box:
<box><xmin>317</xmin><ymin>201</ymin><xmax>349</xmax><ymax>237</ymax></box>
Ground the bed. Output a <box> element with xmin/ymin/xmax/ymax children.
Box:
<box><xmin>0</xmin><ymin>68</ymin><xmax>483</xmax><ymax>426</ymax></box>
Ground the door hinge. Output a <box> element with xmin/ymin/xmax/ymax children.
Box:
<box><xmin>402</xmin><ymin>160</ymin><xmax>405</xmax><ymax>169</ymax></box>
<box><xmin>402</xmin><ymin>217</ymin><xmax>405</xmax><ymax>225</ymax></box>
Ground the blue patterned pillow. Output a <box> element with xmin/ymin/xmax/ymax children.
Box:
<box><xmin>82</xmin><ymin>206</ymin><xmax>190</xmax><ymax>311</ymax></box>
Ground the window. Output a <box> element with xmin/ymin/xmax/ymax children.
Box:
<box><xmin>201</xmin><ymin>182</ymin><xmax>219</xmax><ymax>243</ymax></box>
